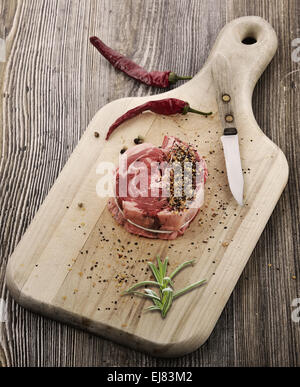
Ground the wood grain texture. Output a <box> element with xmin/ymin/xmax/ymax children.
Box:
<box><xmin>0</xmin><ymin>0</ymin><xmax>299</xmax><ymax>366</ymax></box>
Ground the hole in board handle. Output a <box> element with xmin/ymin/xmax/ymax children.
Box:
<box><xmin>242</xmin><ymin>36</ymin><xmax>257</xmax><ymax>45</ymax></box>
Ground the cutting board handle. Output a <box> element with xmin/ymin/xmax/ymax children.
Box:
<box><xmin>207</xmin><ymin>16</ymin><xmax>278</xmax><ymax>96</ymax></box>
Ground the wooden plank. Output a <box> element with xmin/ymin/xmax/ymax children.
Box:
<box><xmin>0</xmin><ymin>0</ymin><xmax>299</xmax><ymax>366</ymax></box>
<box><xmin>0</xmin><ymin>0</ymin><xmax>19</xmax><ymax>368</ymax></box>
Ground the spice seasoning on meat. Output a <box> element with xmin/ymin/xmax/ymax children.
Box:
<box><xmin>167</xmin><ymin>142</ymin><xmax>198</xmax><ymax>212</ymax></box>
<box><xmin>108</xmin><ymin>136</ymin><xmax>208</xmax><ymax>240</ymax></box>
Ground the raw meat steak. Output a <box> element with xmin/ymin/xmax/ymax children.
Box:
<box><xmin>108</xmin><ymin>136</ymin><xmax>207</xmax><ymax>240</ymax></box>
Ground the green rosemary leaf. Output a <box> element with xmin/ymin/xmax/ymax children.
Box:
<box><xmin>161</xmin><ymin>287</ymin><xmax>173</xmax><ymax>318</ymax></box>
<box><xmin>148</xmin><ymin>261</ymin><xmax>162</xmax><ymax>284</ymax></box>
<box><xmin>162</xmin><ymin>287</ymin><xmax>173</xmax><ymax>294</ymax></box>
<box><xmin>145</xmin><ymin>289</ymin><xmax>160</xmax><ymax>300</ymax></box>
<box><xmin>127</xmin><ymin>290</ymin><xmax>160</xmax><ymax>302</ymax></box>
<box><xmin>162</xmin><ymin>289</ymin><xmax>173</xmax><ymax>318</ymax></box>
<box><xmin>162</xmin><ymin>257</ymin><xmax>168</xmax><ymax>278</ymax></box>
<box><xmin>153</xmin><ymin>298</ymin><xmax>163</xmax><ymax>308</ymax></box>
<box><xmin>163</xmin><ymin>276</ymin><xmax>174</xmax><ymax>287</ymax></box>
<box><xmin>144</xmin><ymin>291</ymin><xmax>161</xmax><ymax>302</ymax></box>
<box><xmin>145</xmin><ymin>305</ymin><xmax>161</xmax><ymax>311</ymax></box>
<box><xmin>173</xmin><ymin>279</ymin><xmax>206</xmax><ymax>299</ymax></box>
<box><xmin>123</xmin><ymin>256</ymin><xmax>207</xmax><ymax>319</ymax></box>
<box><xmin>157</xmin><ymin>255</ymin><xmax>164</xmax><ymax>277</ymax></box>
<box><xmin>122</xmin><ymin>280</ymin><xmax>159</xmax><ymax>293</ymax></box>
<box><xmin>169</xmin><ymin>259</ymin><xmax>195</xmax><ymax>279</ymax></box>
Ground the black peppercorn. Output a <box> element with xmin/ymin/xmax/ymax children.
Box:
<box><xmin>134</xmin><ymin>135</ymin><xmax>144</xmax><ymax>145</ymax></box>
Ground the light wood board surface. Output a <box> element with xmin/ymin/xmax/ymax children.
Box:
<box><xmin>5</xmin><ymin>15</ymin><xmax>289</xmax><ymax>357</ymax></box>
<box><xmin>0</xmin><ymin>0</ymin><xmax>299</xmax><ymax>366</ymax></box>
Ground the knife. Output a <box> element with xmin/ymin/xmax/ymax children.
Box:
<box><xmin>211</xmin><ymin>54</ymin><xmax>244</xmax><ymax>206</ymax></box>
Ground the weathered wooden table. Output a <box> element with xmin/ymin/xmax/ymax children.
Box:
<box><xmin>0</xmin><ymin>0</ymin><xmax>299</xmax><ymax>367</ymax></box>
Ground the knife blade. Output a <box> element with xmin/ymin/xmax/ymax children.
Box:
<box><xmin>211</xmin><ymin>54</ymin><xmax>244</xmax><ymax>206</ymax></box>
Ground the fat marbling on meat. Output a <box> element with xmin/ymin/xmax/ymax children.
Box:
<box><xmin>108</xmin><ymin>136</ymin><xmax>207</xmax><ymax>240</ymax></box>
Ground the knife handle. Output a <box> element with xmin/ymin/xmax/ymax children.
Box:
<box><xmin>223</xmin><ymin>128</ymin><xmax>237</xmax><ymax>136</ymax></box>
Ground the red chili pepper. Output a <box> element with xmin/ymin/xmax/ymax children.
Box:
<box><xmin>90</xmin><ymin>36</ymin><xmax>192</xmax><ymax>88</ymax></box>
<box><xmin>106</xmin><ymin>98</ymin><xmax>212</xmax><ymax>140</ymax></box>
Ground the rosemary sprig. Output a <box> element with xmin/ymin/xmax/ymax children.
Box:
<box><xmin>122</xmin><ymin>256</ymin><xmax>206</xmax><ymax>318</ymax></box>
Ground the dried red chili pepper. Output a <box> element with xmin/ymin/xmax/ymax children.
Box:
<box><xmin>106</xmin><ymin>98</ymin><xmax>212</xmax><ymax>140</ymax></box>
<box><xmin>90</xmin><ymin>36</ymin><xmax>192</xmax><ymax>88</ymax></box>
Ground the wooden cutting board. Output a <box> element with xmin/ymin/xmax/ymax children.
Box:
<box><xmin>6</xmin><ymin>16</ymin><xmax>288</xmax><ymax>357</ymax></box>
